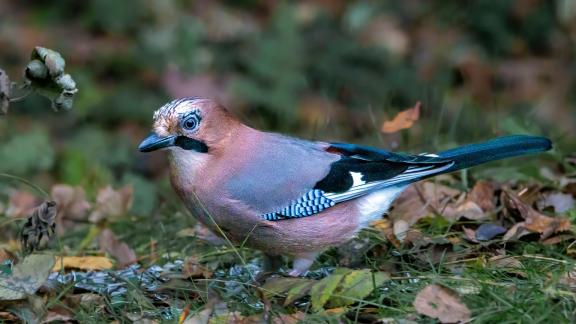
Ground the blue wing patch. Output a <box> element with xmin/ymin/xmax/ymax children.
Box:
<box><xmin>262</xmin><ymin>189</ymin><xmax>335</xmax><ymax>221</ymax></box>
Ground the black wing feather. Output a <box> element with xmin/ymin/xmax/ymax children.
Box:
<box><xmin>313</xmin><ymin>158</ymin><xmax>409</xmax><ymax>193</ymax></box>
<box><xmin>262</xmin><ymin>142</ymin><xmax>454</xmax><ymax>221</ymax></box>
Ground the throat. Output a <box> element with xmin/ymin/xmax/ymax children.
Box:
<box><xmin>168</xmin><ymin>149</ymin><xmax>209</xmax><ymax>188</ymax></box>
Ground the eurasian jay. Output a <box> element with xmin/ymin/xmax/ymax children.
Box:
<box><xmin>139</xmin><ymin>97</ymin><xmax>552</xmax><ymax>276</ymax></box>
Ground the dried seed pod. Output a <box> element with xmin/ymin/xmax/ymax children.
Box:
<box><xmin>20</xmin><ymin>201</ymin><xmax>58</xmax><ymax>254</ymax></box>
<box><xmin>0</xmin><ymin>69</ymin><xmax>9</xmax><ymax>114</ymax></box>
<box><xmin>25</xmin><ymin>59</ymin><xmax>48</xmax><ymax>80</ymax></box>
<box><xmin>32</xmin><ymin>47</ymin><xmax>65</xmax><ymax>77</ymax></box>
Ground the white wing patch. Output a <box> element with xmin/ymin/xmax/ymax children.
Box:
<box><xmin>357</xmin><ymin>186</ymin><xmax>407</xmax><ymax>228</ymax></box>
<box><xmin>350</xmin><ymin>171</ymin><xmax>366</xmax><ymax>186</ymax></box>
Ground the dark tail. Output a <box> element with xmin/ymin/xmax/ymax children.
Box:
<box><xmin>437</xmin><ymin>135</ymin><xmax>552</xmax><ymax>173</ymax></box>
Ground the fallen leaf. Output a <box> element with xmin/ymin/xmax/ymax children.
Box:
<box><xmin>97</xmin><ymin>229</ymin><xmax>137</xmax><ymax>267</ymax></box>
<box><xmin>0</xmin><ymin>248</ymin><xmax>16</xmax><ymax>264</ymax></box>
<box><xmin>488</xmin><ymin>255</ymin><xmax>527</xmax><ymax>277</ymax></box>
<box><xmin>502</xmin><ymin>222</ymin><xmax>531</xmax><ymax>241</ymax></box>
<box><xmin>558</xmin><ymin>267</ymin><xmax>576</xmax><ymax>292</ymax></box>
<box><xmin>178</xmin><ymin>224</ymin><xmax>226</xmax><ymax>246</ymax></box>
<box><xmin>413</xmin><ymin>284</ymin><xmax>471</xmax><ymax>323</ymax></box>
<box><xmin>89</xmin><ymin>186</ymin><xmax>133</xmax><ymax>223</ymax></box>
<box><xmin>443</xmin><ymin>200</ymin><xmax>487</xmax><ymax>222</ymax></box>
<box><xmin>0</xmin><ymin>254</ymin><xmax>55</xmax><ymax>300</ymax></box>
<box><xmin>381</xmin><ymin>102</ymin><xmax>421</xmax><ymax>133</ymax></box>
<box><xmin>537</xmin><ymin>192</ymin><xmax>575</xmax><ymax>214</ymax></box>
<box><xmin>516</xmin><ymin>185</ymin><xmax>543</xmax><ymax>205</ymax></box>
<box><xmin>182</xmin><ymin>306</ymin><xmax>211</xmax><ymax>324</ymax></box>
<box><xmin>285</xmin><ymin>280</ymin><xmax>316</xmax><ymax>306</ymax></box>
<box><xmin>327</xmin><ymin>269</ymin><xmax>389</xmax><ymax>308</ymax></box>
<box><xmin>41</xmin><ymin>307</ymin><xmax>74</xmax><ymax>323</ymax></box>
<box><xmin>393</xmin><ymin>220</ymin><xmax>410</xmax><ymax>242</ymax></box>
<box><xmin>475</xmin><ymin>223</ymin><xmax>507</xmax><ymax>241</ymax></box>
<box><xmin>0</xmin><ymin>311</ymin><xmax>19</xmax><ymax>322</ymax></box>
<box><xmin>467</xmin><ymin>180</ymin><xmax>496</xmax><ymax>212</ymax></box>
<box><xmin>66</xmin><ymin>293</ymin><xmax>103</xmax><ymax>307</ymax></box>
<box><xmin>541</xmin><ymin>234</ymin><xmax>575</xmax><ymax>245</ymax></box>
<box><xmin>52</xmin><ymin>256</ymin><xmax>113</xmax><ymax>272</ymax></box>
<box><xmin>5</xmin><ymin>191</ymin><xmax>39</xmax><ymax>218</ymax></box>
<box><xmin>310</xmin><ymin>269</ymin><xmax>350</xmax><ymax>311</ymax></box>
<box><xmin>463</xmin><ymin>227</ymin><xmax>479</xmax><ymax>243</ymax></box>
<box><xmin>262</xmin><ymin>277</ymin><xmax>315</xmax><ymax>304</ymax></box>
<box><xmin>391</xmin><ymin>182</ymin><xmax>461</xmax><ymax>225</ymax></box>
<box><xmin>51</xmin><ymin>184</ymin><xmax>91</xmax><ymax>234</ymax></box>
<box><xmin>503</xmin><ymin>191</ymin><xmax>571</xmax><ymax>240</ymax></box>
<box><xmin>182</xmin><ymin>256</ymin><xmax>213</xmax><ymax>279</ymax></box>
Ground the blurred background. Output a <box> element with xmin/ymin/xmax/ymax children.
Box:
<box><xmin>0</xmin><ymin>0</ymin><xmax>575</xmax><ymax>220</ymax></box>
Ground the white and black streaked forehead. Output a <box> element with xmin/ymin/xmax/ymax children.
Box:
<box><xmin>153</xmin><ymin>97</ymin><xmax>204</xmax><ymax>121</ymax></box>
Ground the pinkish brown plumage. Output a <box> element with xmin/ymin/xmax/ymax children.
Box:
<box><xmin>139</xmin><ymin>97</ymin><xmax>552</xmax><ymax>275</ymax></box>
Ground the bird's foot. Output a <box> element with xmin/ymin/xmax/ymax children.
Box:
<box><xmin>287</xmin><ymin>252</ymin><xmax>319</xmax><ymax>277</ymax></box>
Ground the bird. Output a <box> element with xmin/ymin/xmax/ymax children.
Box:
<box><xmin>139</xmin><ymin>97</ymin><xmax>552</xmax><ymax>276</ymax></box>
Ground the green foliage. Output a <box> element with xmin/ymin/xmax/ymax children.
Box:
<box><xmin>233</xmin><ymin>3</ymin><xmax>306</xmax><ymax>126</ymax></box>
<box><xmin>122</xmin><ymin>173</ymin><xmax>157</xmax><ymax>216</ymax></box>
<box><xmin>0</xmin><ymin>129</ymin><xmax>54</xmax><ymax>175</ymax></box>
<box><xmin>265</xmin><ymin>268</ymin><xmax>389</xmax><ymax>312</ymax></box>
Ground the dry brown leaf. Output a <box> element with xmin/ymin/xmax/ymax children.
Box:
<box><xmin>413</xmin><ymin>284</ymin><xmax>471</xmax><ymax>323</ymax></box>
<box><xmin>0</xmin><ymin>311</ymin><xmax>19</xmax><ymax>322</ymax></box>
<box><xmin>5</xmin><ymin>191</ymin><xmax>39</xmax><ymax>218</ymax></box>
<box><xmin>51</xmin><ymin>184</ymin><xmax>91</xmax><ymax>234</ymax></box>
<box><xmin>381</xmin><ymin>102</ymin><xmax>421</xmax><ymax>133</ymax></box>
<box><xmin>89</xmin><ymin>185</ymin><xmax>133</xmax><ymax>223</ymax></box>
<box><xmin>393</xmin><ymin>219</ymin><xmax>410</xmax><ymax>243</ymax></box>
<box><xmin>52</xmin><ymin>256</ymin><xmax>113</xmax><ymax>271</ymax></box>
<box><xmin>443</xmin><ymin>200</ymin><xmax>486</xmax><ymax>222</ymax></box>
<box><xmin>66</xmin><ymin>293</ymin><xmax>103</xmax><ymax>308</ymax></box>
<box><xmin>182</xmin><ymin>256</ymin><xmax>213</xmax><ymax>279</ymax></box>
<box><xmin>467</xmin><ymin>180</ymin><xmax>496</xmax><ymax>212</ymax></box>
<box><xmin>391</xmin><ymin>182</ymin><xmax>461</xmax><ymax>226</ymax></box>
<box><xmin>503</xmin><ymin>191</ymin><xmax>571</xmax><ymax>240</ymax></box>
<box><xmin>502</xmin><ymin>222</ymin><xmax>531</xmax><ymax>241</ymax></box>
<box><xmin>462</xmin><ymin>227</ymin><xmax>479</xmax><ymax>243</ymax></box>
<box><xmin>489</xmin><ymin>255</ymin><xmax>527</xmax><ymax>277</ymax></box>
<box><xmin>541</xmin><ymin>234</ymin><xmax>575</xmax><ymax>245</ymax></box>
<box><xmin>178</xmin><ymin>224</ymin><xmax>226</xmax><ymax>246</ymax></box>
<box><xmin>97</xmin><ymin>228</ymin><xmax>137</xmax><ymax>267</ymax></box>
<box><xmin>559</xmin><ymin>267</ymin><xmax>576</xmax><ymax>292</ymax></box>
<box><xmin>41</xmin><ymin>307</ymin><xmax>74</xmax><ymax>324</ymax></box>
<box><xmin>0</xmin><ymin>248</ymin><xmax>16</xmax><ymax>264</ymax></box>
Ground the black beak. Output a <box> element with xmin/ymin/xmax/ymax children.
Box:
<box><xmin>138</xmin><ymin>133</ymin><xmax>176</xmax><ymax>152</ymax></box>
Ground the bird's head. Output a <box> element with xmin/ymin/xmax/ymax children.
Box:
<box><xmin>138</xmin><ymin>97</ymin><xmax>237</xmax><ymax>154</ymax></box>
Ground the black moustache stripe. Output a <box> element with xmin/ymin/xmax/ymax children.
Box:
<box><xmin>174</xmin><ymin>136</ymin><xmax>209</xmax><ymax>153</ymax></box>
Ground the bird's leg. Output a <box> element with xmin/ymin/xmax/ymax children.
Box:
<box><xmin>262</xmin><ymin>253</ymin><xmax>283</xmax><ymax>273</ymax></box>
<box><xmin>255</xmin><ymin>254</ymin><xmax>284</xmax><ymax>284</ymax></box>
<box><xmin>288</xmin><ymin>252</ymin><xmax>319</xmax><ymax>277</ymax></box>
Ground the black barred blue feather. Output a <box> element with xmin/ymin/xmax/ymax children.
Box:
<box><xmin>261</xmin><ymin>135</ymin><xmax>552</xmax><ymax>221</ymax></box>
<box><xmin>262</xmin><ymin>189</ymin><xmax>335</xmax><ymax>220</ymax></box>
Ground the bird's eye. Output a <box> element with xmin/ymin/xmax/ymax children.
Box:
<box><xmin>182</xmin><ymin>114</ymin><xmax>200</xmax><ymax>131</ymax></box>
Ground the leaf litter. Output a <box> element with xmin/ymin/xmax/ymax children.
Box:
<box><xmin>0</xmin><ymin>147</ymin><xmax>574</xmax><ymax>322</ymax></box>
